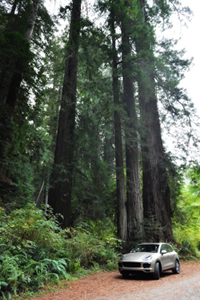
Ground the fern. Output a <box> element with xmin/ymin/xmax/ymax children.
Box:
<box><xmin>0</xmin><ymin>281</ymin><xmax>8</xmax><ymax>289</ymax></box>
<box><xmin>46</xmin><ymin>273</ymin><xmax>59</xmax><ymax>280</ymax></box>
<box><xmin>0</xmin><ymin>290</ymin><xmax>11</xmax><ymax>300</ymax></box>
<box><xmin>0</xmin><ymin>205</ymin><xmax>119</xmax><ymax>296</ymax></box>
<box><xmin>35</xmin><ymin>262</ymin><xmax>48</xmax><ymax>276</ymax></box>
<box><xmin>0</xmin><ymin>291</ymin><xmax>6</xmax><ymax>300</ymax></box>
<box><xmin>41</xmin><ymin>258</ymin><xmax>68</xmax><ymax>279</ymax></box>
<box><xmin>6</xmin><ymin>292</ymin><xmax>11</xmax><ymax>300</ymax></box>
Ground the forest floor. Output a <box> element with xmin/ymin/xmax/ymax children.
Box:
<box><xmin>28</xmin><ymin>261</ymin><xmax>200</xmax><ymax>300</ymax></box>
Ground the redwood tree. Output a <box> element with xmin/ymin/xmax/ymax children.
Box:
<box><xmin>0</xmin><ymin>0</ymin><xmax>41</xmax><ymax>110</ymax></box>
<box><xmin>121</xmin><ymin>1</ymin><xmax>143</xmax><ymax>242</ymax></box>
<box><xmin>110</xmin><ymin>4</ymin><xmax>127</xmax><ymax>241</ymax></box>
<box><xmin>48</xmin><ymin>0</ymin><xmax>82</xmax><ymax>228</ymax></box>
<box><xmin>135</xmin><ymin>0</ymin><xmax>173</xmax><ymax>241</ymax></box>
<box><xmin>0</xmin><ymin>0</ymin><xmax>42</xmax><ymax>180</ymax></box>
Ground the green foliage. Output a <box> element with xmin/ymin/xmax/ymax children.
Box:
<box><xmin>0</xmin><ymin>31</ymin><xmax>32</xmax><ymax>68</ymax></box>
<box><xmin>187</xmin><ymin>165</ymin><xmax>200</xmax><ymax>197</ymax></box>
<box><xmin>172</xmin><ymin>167</ymin><xmax>200</xmax><ymax>260</ymax></box>
<box><xmin>0</xmin><ymin>205</ymin><xmax>119</xmax><ymax>297</ymax></box>
<box><xmin>0</xmin><ymin>107</ymin><xmax>53</xmax><ymax>209</ymax></box>
<box><xmin>63</xmin><ymin>221</ymin><xmax>119</xmax><ymax>272</ymax></box>
<box><xmin>69</xmin><ymin>23</ymin><xmax>117</xmax><ymax>223</ymax></box>
<box><xmin>0</xmin><ymin>0</ymin><xmax>56</xmax><ymax>211</ymax></box>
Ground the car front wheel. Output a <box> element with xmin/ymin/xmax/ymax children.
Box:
<box><xmin>153</xmin><ymin>262</ymin><xmax>160</xmax><ymax>280</ymax></box>
<box><xmin>121</xmin><ymin>271</ymin><xmax>129</xmax><ymax>278</ymax></box>
<box><xmin>172</xmin><ymin>260</ymin><xmax>180</xmax><ymax>274</ymax></box>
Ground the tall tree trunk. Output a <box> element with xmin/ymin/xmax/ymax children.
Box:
<box><xmin>48</xmin><ymin>0</ymin><xmax>82</xmax><ymax>228</ymax></box>
<box><xmin>0</xmin><ymin>0</ymin><xmax>41</xmax><ymax>109</ymax></box>
<box><xmin>136</xmin><ymin>0</ymin><xmax>173</xmax><ymax>241</ymax></box>
<box><xmin>0</xmin><ymin>0</ymin><xmax>41</xmax><ymax>166</ymax></box>
<box><xmin>23</xmin><ymin>0</ymin><xmax>41</xmax><ymax>42</ymax></box>
<box><xmin>5</xmin><ymin>0</ymin><xmax>41</xmax><ymax>111</ymax></box>
<box><xmin>121</xmin><ymin>4</ymin><xmax>143</xmax><ymax>242</ymax></box>
<box><xmin>0</xmin><ymin>0</ymin><xmax>20</xmax><ymax>102</ymax></box>
<box><xmin>110</xmin><ymin>8</ymin><xmax>127</xmax><ymax>241</ymax></box>
<box><xmin>5</xmin><ymin>0</ymin><xmax>19</xmax><ymax>31</ymax></box>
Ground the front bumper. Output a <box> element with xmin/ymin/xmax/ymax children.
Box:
<box><xmin>118</xmin><ymin>261</ymin><xmax>155</xmax><ymax>273</ymax></box>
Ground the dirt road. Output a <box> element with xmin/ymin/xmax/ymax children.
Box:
<box><xmin>31</xmin><ymin>262</ymin><xmax>200</xmax><ymax>300</ymax></box>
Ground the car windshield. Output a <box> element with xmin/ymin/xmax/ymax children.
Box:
<box><xmin>132</xmin><ymin>244</ymin><xmax>159</xmax><ymax>253</ymax></box>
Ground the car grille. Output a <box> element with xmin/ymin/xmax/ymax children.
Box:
<box><xmin>122</xmin><ymin>262</ymin><xmax>141</xmax><ymax>268</ymax></box>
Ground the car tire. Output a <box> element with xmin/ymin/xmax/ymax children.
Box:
<box><xmin>172</xmin><ymin>260</ymin><xmax>180</xmax><ymax>274</ymax></box>
<box><xmin>121</xmin><ymin>271</ymin><xmax>129</xmax><ymax>278</ymax></box>
<box><xmin>153</xmin><ymin>262</ymin><xmax>160</xmax><ymax>280</ymax></box>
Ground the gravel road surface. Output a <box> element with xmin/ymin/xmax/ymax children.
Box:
<box><xmin>94</xmin><ymin>272</ymin><xmax>200</xmax><ymax>300</ymax></box>
<box><xmin>30</xmin><ymin>262</ymin><xmax>200</xmax><ymax>300</ymax></box>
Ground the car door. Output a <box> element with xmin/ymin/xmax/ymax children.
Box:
<box><xmin>166</xmin><ymin>244</ymin><xmax>176</xmax><ymax>268</ymax></box>
<box><xmin>160</xmin><ymin>244</ymin><xmax>171</xmax><ymax>270</ymax></box>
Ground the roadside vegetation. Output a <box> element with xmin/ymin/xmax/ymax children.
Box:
<box><xmin>172</xmin><ymin>166</ymin><xmax>200</xmax><ymax>260</ymax></box>
<box><xmin>0</xmin><ymin>205</ymin><xmax>119</xmax><ymax>299</ymax></box>
<box><xmin>0</xmin><ymin>166</ymin><xmax>200</xmax><ymax>299</ymax></box>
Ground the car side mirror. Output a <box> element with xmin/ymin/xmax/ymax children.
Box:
<box><xmin>161</xmin><ymin>250</ymin><xmax>167</xmax><ymax>255</ymax></box>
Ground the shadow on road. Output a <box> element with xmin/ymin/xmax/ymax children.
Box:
<box><xmin>114</xmin><ymin>271</ymin><xmax>173</xmax><ymax>281</ymax></box>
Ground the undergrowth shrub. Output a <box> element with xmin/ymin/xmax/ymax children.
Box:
<box><xmin>0</xmin><ymin>205</ymin><xmax>119</xmax><ymax>298</ymax></box>
<box><xmin>172</xmin><ymin>225</ymin><xmax>199</xmax><ymax>260</ymax></box>
<box><xmin>64</xmin><ymin>224</ymin><xmax>119</xmax><ymax>271</ymax></box>
<box><xmin>172</xmin><ymin>184</ymin><xmax>200</xmax><ymax>260</ymax></box>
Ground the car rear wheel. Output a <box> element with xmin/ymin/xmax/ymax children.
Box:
<box><xmin>153</xmin><ymin>262</ymin><xmax>160</xmax><ymax>280</ymax></box>
<box><xmin>172</xmin><ymin>260</ymin><xmax>180</xmax><ymax>274</ymax></box>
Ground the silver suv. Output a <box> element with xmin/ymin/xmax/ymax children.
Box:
<box><xmin>118</xmin><ymin>242</ymin><xmax>180</xmax><ymax>279</ymax></box>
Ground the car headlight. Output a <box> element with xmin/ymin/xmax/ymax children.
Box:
<box><xmin>120</xmin><ymin>255</ymin><xmax>125</xmax><ymax>260</ymax></box>
<box><xmin>143</xmin><ymin>255</ymin><xmax>153</xmax><ymax>261</ymax></box>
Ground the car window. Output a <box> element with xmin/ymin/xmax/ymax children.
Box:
<box><xmin>160</xmin><ymin>244</ymin><xmax>167</xmax><ymax>253</ymax></box>
<box><xmin>166</xmin><ymin>244</ymin><xmax>173</xmax><ymax>253</ymax></box>
<box><xmin>133</xmin><ymin>244</ymin><xmax>159</xmax><ymax>253</ymax></box>
<box><xmin>160</xmin><ymin>244</ymin><xmax>173</xmax><ymax>253</ymax></box>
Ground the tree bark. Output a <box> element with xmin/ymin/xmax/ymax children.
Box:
<box><xmin>121</xmin><ymin>5</ymin><xmax>143</xmax><ymax>242</ymax></box>
<box><xmin>5</xmin><ymin>0</ymin><xmax>19</xmax><ymax>31</ymax></box>
<box><xmin>110</xmin><ymin>9</ymin><xmax>127</xmax><ymax>242</ymax></box>
<box><xmin>23</xmin><ymin>0</ymin><xmax>41</xmax><ymax>42</ymax></box>
<box><xmin>48</xmin><ymin>0</ymin><xmax>82</xmax><ymax>228</ymax></box>
<box><xmin>0</xmin><ymin>0</ymin><xmax>41</xmax><ymax>166</ymax></box>
<box><xmin>0</xmin><ymin>0</ymin><xmax>21</xmax><ymax>104</ymax></box>
<box><xmin>1</xmin><ymin>0</ymin><xmax>41</xmax><ymax>111</ymax></box>
<box><xmin>136</xmin><ymin>0</ymin><xmax>173</xmax><ymax>241</ymax></box>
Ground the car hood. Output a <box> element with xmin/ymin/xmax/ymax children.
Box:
<box><xmin>120</xmin><ymin>252</ymin><xmax>157</xmax><ymax>261</ymax></box>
